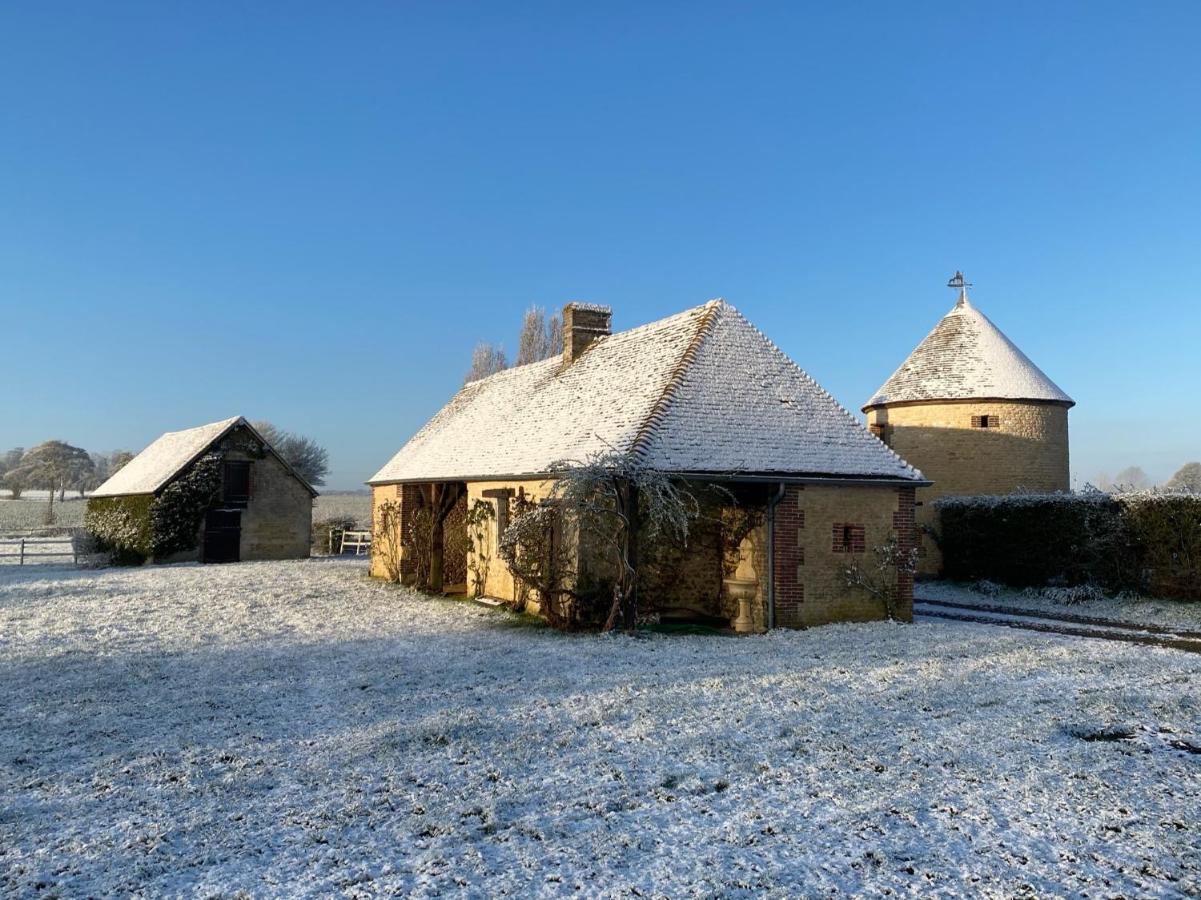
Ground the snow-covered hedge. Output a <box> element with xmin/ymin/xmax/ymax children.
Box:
<box><xmin>935</xmin><ymin>491</ymin><xmax>1201</xmax><ymax>599</ymax></box>
<box><xmin>83</xmin><ymin>495</ymin><xmax>154</xmax><ymax>565</ymax></box>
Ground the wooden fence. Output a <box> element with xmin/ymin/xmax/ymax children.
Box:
<box><xmin>338</xmin><ymin>529</ymin><xmax>372</xmax><ymax>556</ymax></box>
<box><xmin>0</xmin><ymin>533</ymin><xmax>80</xmax><ymax>566</ymax></box>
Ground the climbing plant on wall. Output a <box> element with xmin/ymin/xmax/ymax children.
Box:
<box><xmin>84</xmin><ymin>495</ymin><xmax>155</xmax><ymax>565</ymax></box>
<box><xmin>150</xmin><ymin>453</ymin><xmax>223</xmax><ymax>558</ymax></box>
<box><xmin>464</xmin><ymin>498</ymin><xmax>496</xmax><ymax>598</ymax></box>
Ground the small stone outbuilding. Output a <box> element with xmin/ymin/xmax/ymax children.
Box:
<box><xmin>87</xmin><ymin>416</ymin><xmax>316</xmax><ymax>564</ymax></box>
<box><xmin>863</xmin><ymin>275</ymin><xmax>1074</xmax><ymax>575</ymax></box>
<box><xmin>369</xmin><ymin>300</ymin><xmax>928</xmax><ymax>629</ymax></box>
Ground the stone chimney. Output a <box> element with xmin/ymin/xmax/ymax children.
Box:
<box><xmin>561</xmin><ymin>303</ymin><xmax>612</xmax><ymax>366</ymax></box>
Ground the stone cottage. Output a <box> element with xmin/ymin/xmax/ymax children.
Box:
<box><xmin>368</xmin><ymin>300</ymin><xmax>928</xmax><ymax>629</ymax></box>
<box><xmin>863</xmin><ymin>274</ymin><xmax>1074</xmax><ymax>575</ymax></box>
<box><xmin>88</xmin><ymin>416</ymin><xmax>316</xmax><ymax>564</ymax></box>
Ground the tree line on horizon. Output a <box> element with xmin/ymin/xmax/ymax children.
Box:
<box><xmin>1090</xmin><ymin>463</ymin><xmax>1201</xmax><ymax>493</ymax></box>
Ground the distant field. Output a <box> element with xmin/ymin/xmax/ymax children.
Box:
<box><xmin>313</xmin><ymin>492</ymin><xmax>371</xmax><ymax>526</ymax></box>
<box><xmin>0</xmin><ymin>493</ymin><xmax>371</xmax><ymax>535</ymax></box>
<box><xmin>0</xmin><ymin>498</ymin><xmax>86</xmax><ymax>533</ymax></box>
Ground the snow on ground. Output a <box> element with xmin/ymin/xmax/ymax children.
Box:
<box><xmin>0</xmin><ymin>498</ymin><xmax>86</xmax><ymax>533</ymax></box>
<box><xmin>2</xmin><ymin>560</ymin><xmax>1199</xmax><ymax>897</ymax></box>
<box><xmin>921</xmin><ymin>580</ymin><xmax>1201</xmax><ymax>634</ymax></box>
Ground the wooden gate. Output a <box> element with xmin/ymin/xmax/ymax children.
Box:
<box><xmin>203</xmin><ymin>510</ymin><xmax>241</xmax><ymax>563</ymax></box>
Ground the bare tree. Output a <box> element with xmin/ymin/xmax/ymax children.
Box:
<box><xmin>83</xmin><ymin>453</ymin><xmax>108</xmax><ymax>496</ymax></box>
<box><xmin>1114</xmin><ymin>466</ymin><xmax>1151</xmax><ymax>491</ymax></box>
<box><xmin>1166</xmin><ymin>462</ymin><xmax>1201</xmax><ymax>493</ymax></box>
<box><xmin>546</xmin><ymin>310</ymin><xmax>563</xmax><ymax>357</ymax></box>
<box><xmin>515</xmin><ymin>306</ymin><xmax>565</xmax><ymax>365</ymax></box>
<box><xmin>252</xmin><ymin>422</ymin><xmax>329</xmax><ymax>487</ymax></box>
<box><xmin>109</xmin><ymin>450</ymin><xmax>135</xmax><ymax>474</ymax></box>
<box><xmin>516</xmin><ymin>307</ymin><xmax>548</xmax><ymax>365</ymax></box>
<box><xmin>9</xmin><ymin>441</ymin><xmax>93</xmax><ymax>523</ymax></box>
<box><xmin>843</xmin><ymin>537</ymin><xmax>919</xmax><ymax>620</ymax></box>
<box><xmin>500</xmin><ymin>450</ymin><xmax>700</xmax><ymax>631</ymax></box>
<box><xmin>465</xmin><ymin>342</ymin><xmax>509</xmax><ymax>383</ymax></box>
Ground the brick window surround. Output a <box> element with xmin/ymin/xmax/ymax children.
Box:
<box><xmin>831</xmin><ymin>523</ymin><xmax>866</xmax><ymax>553</ymax></box>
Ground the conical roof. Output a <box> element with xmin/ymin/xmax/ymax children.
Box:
<box><xmin>370</xmin><ymin>300</ymin><xmax>924</xmax><ymax>484</ymax></box>
<box><xmin>864</xmin><ymin>292</ymin><xmax>1073</xmax><ymax>410</ymax></box>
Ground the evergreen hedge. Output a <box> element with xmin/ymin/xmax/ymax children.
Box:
<box><xmin>935</xmin><ymin>492</ymin><xmax>1201</xmax><ymax>599</ymax></box>
<box><xmin>84</xmin><ymin>495</ymin><xmax>155</xmax><ymax>565</ymax></box>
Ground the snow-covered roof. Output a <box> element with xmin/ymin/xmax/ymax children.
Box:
<box><xmin>864</xmin><ymin>293</ymin><xmax>1074</xmax><ymax>410</ymax></box>
<box><xmin>370</xmin><ymin>301</ymin><xmax>924</xmax><ymax>484</ymax></box>
<box><xmin>91</xmin><ymin>416</ymin><xmax>317</xmax><ymax>498</ymax></box>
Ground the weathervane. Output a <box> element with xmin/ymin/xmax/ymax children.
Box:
<box><xmin>947</xmin><ymin>270</ymin><xmax>972</xmax><ymax>305</ymax></box>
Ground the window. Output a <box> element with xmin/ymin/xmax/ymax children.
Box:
<box><xmin>482</xmin><ymin>488</ymin><xmax>514</xmax><ymax>553</ymax></box>
<box><xmin>223</xmin><ymin>461</ymin><xmax>252</xmax><ymax>506</ymax></box>
<box><xmin>971</xmin><ymin>415</ymin><xmax>1001</xmax><ymax>429</ymax></box>
<box><xmin>832</xmin><ymin>523</ymin><xmax>865</xmax><ymax>553</ymax></box>
<box><xmin>868</xmin><ymin>422</ymin><xmax>889</xmax><ymax>445</ymax></box>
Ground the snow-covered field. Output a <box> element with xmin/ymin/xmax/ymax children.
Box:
<box><xmin>0</xmin><ymin>498</ymin><xmax>86</xmax><ymax>533</ymax></box>
<box><xmin>313</xmin><ymin>491</ymin><xmax>372</xmax><ymax>526</ymax></box>
<box><xmin>2</xmin><ymin>560</ymin><xmax>1199</xmax><ymax>896</ymax></box>
<box><xmin>921</xmin><ymin>580</ymin><xmax>1201</xmax><ymax>633</ymax></box>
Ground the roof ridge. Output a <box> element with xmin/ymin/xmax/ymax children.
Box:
<box><xmin>718</xmin><ymin>305</ymin><xmax>924</xmax><ymax>479</ymax></box>
<box><xmin>628</xmin><ymin>300</ymin><xmax>722</xmax><ymax>462</ymax></box>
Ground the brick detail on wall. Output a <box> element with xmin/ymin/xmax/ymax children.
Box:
<box><xmin>371</xmin><ymin>482</ymin><xmax>422</xmax><ymax>579</ymax></box>
<box><xmin>892</xmin><ymin>486</ymin><xmax>917</xmax><ymax>621</ymax></box>
<box><xmin>772</xmin><ymin>485</ymin><xmax>806</xmax><ymax>628</ymax></box>
<box><xmin>399</xmin><ymin>484</ymin><xmax>420</xmax><ymax>577</ymax></box>
<box><xmin>831</xmin><ymin>523</ymin><xmax>866</xmax><ymax>553</ymax></box>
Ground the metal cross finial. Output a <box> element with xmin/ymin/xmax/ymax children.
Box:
<box><xmin>947</xmin><ymin>270</ymin><xmax>972</xmax><ymax>305</ymax></box>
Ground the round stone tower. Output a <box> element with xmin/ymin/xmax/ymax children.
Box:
<box><xmin>863</xmin><ymin>273</ymin><xmax>1074</xmax><ymax>574</ymax></box>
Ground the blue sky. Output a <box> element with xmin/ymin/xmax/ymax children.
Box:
<box><xmin>2</xmin><ymin>2</ymin><xmax>1198</xmax><ymax>490</ymax></box>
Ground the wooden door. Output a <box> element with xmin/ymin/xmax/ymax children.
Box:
<box><xmin>203</xmin><ymin>509</ymin><xmax>241</xmax><ymax>563</ymax></box>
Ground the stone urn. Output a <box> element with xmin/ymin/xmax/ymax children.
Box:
<box><xmin>723</xmin><ymin>535</ymin><xmax>762</xmax><ymax>633</ymax></box>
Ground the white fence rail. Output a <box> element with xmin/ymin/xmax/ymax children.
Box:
<box><xmin>338</xmin><ymin>529</ymin><xmax>372</xmax><ymax>556</ymax></box>
<box><xmin>0</xmin><ymin>534</ymin><xmax>80</xmax><ymax>566</ymax></box>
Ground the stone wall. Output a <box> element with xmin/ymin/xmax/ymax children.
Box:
<box><xmin>463</xmin><ymin>479</ymin><xmax>556</xmax><ymax>605</ymax></box>
<box><xmin>376</xmin><ymin>476</ymin><xmax>914</xmax><ymax>631</ymax></box>
<box><xmin>771</xmin><ymin>483</ymin><xmax>914</xmax><ymax>627</ymax></box>
<box><xmin>866</xmin><ymin>399</ymin><xmax>1070</xmax><ymax>574</ymax></box>
<box><xmin>231</xmin><ymin>448</ymin><xmax>313</xmax><ymax>561</ymax></box>
<box><xmin>640</xmin><ymin>514</ymin><xmax>724</xmax><ymax>621</ymax></box>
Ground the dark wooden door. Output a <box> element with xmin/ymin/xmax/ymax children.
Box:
<box><xmin>203</xmin><ymin>509</ymin><xmax>241</xmax><ymax>563</ymax></box>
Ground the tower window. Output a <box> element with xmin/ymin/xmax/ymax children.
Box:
<box><xmin>971</xmin><ymin>415</ymin><xmax>1001</xmax><ymax>429</ymax></box>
